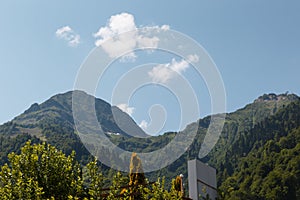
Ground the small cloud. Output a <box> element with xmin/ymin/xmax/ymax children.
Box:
<box><xmin>55</xmin><ymin>26</ymin><xmax>80</xmax><ymax>47</ymax></box>
<box><xmin>161</xmin><ymin>25</ymin><xmax>170</xmax><ymax>31</ymax></box>
<box><xmin>148</xmin><ymin>54</ymin><xmax>199</xmax><ymax>83</ymax></box>
<box><xmin>139</xmin><ymin>120</ymin><xmax>148</xmax><ymax>130</ymax></box>
<box><xmin>119</xmin><ymin>52</ymin><xmax>137</xmax><ymax>63</ymax></box>
<box><xmin>148</xmin><ymin>64</ymin><xmax>174</xmax><ymax>84</ymax></box>
<box><xmin>187</xmin><ymin>54</ymin><xmax>199</xmax><ymax>63</ymax></box>
<box><xmin>170</xmin><ymin>58</ymin><xmax>189</xmax><ymax>74</ymax></box>
<box><xmin>148</xmin><ymin>58</ymin><xmax>189</xmax><ymax>84</ymax></box>
<box><xmin>116</xmin><ymin>103</ymin><xmax>135</xmax><ymax>116</ymax></box>
<box><xmin>94</xmin><ymin>13</ymin><xmax>170</xmax><ymax>61</ymax></box>
<box><xmin>56</xmin><ymin>26</ymin><xmax>72</xmax><ymax>35</ymax></box>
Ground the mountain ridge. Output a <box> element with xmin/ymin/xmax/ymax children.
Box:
<box><xmin>7</xmin><ymin>90</ymin><xmax>149</xmax><ymax>138</ymax></box>
<box><xmin>0</xmin><ymin>91</ymin><xmax>299</xmax><ymax>195</ymax></box>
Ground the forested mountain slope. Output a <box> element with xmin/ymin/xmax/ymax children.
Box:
<box><xmin>0</xmin><ymin>91</ymin><xmax>299</xmax><ymax>199</ymax></box>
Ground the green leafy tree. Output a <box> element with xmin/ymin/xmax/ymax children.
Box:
<box><xmin>86</xmin><ymin>159</ymin><xmax>104</xmax><ymax>199</ymax></box>
<box><xmin>145</xmin><ymin>178</ymin><xmax>167</xmax><ymax>200</ymax></box>
<box><xmin>106</xmin><ymin>172</ymin><xmax>129</xmax><ymax>200</ymax></box>
<box><xmin>0</xmin><ymin>141</ymin><xmax>83</xmax><ymax>199</ymax></box>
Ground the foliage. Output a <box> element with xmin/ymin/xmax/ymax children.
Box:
<box><xmin>86</xmin><ymin>159</ymin><xmax>104</xmax><ymax>199</ymax></box>
<box><xmin>0</xmin><ymin>142</ymin><xmax>187</xmax><ymax>200</ymax></box>
<box><xmin>0</xmin><ymin>133</ymin><xmax>40</xmax><ymax>165</ymax></box>
<box><xmin>0</xmin><ymin>141</ymin><xmax>83</xmax><ymax>199</ymax></box>
<box><xmin>106</xmin><ymin>172</ymin><xmax>129</xmax><ymax>200</ymax></box>
<box><xmin>219</xmin><ymin>102</ymin><xmax>300</xmax><ymax>200</ymax></box>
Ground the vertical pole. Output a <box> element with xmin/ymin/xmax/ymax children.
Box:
<box><xmin>180</xmin><ymin>174</ymin><xmax>184</xmax><ymax>197</ymax></box>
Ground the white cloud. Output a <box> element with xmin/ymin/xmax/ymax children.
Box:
<box><xmin>161</xmin><ymin>25</ymin><xmax>170</xmax><ymax>31</ymax></box>
<box><xmin>119</xmin><ymin>52</ymin><xmax>137</xmax><ymax>63</ymax></box>
<box><xmin>137</xmin><ymin>35</ymin><xmax>159</xmax><ymax>50</ymax></box>
<box><xmin>116</xmin><ymin>103</ymin><xmax>135</xmax><ymax>116</ymax></box>
<box><xmin>56</xmin><ymin>26</ymin><xmax>72</xmax><ymax>35</ymax></box>
<box><xmin>140</xmin><ymin>24</ymin><xmax>170</xmax><ymax>32</ymax></box>
<box><xmin>55</xmin><ymin>26</ymin><xmax>80</xmax><ymax>47</ymax></box>
<box><xmin>139</xmin><ymin>120</ymin><xmax>148</xmax><ymax>130</ymax></box>
<box><xmin>187</xmin><ymin>54</ymin><xmax>199</xmax><ymax>63</ymax></box>
<box><xmin>148</xmin><ymin>65</ymin><xmax>173</xmax><ymax>84</ymax></box>
<box><xmin>148</xmin><ymin>58</ymin><xmax>189</xmax><ymax>84</ymax></box>
<box><xmin>148</xmin><ymin>54</ymin><xmax>199</xmax><ymax>83</ymax></box>
<box><xmin>94</xmin><ymin>13</ymin><xmax>170</xmax><ymax>60</ymax></box>
<box><xmin>94</xmin><ymin>13</ymin><xmax>136</xmax><ymax>44</ymax></box>
<box><xmin>170</xmin><ymin>59</ymin><xmax>189</xmax><ymax>74</ymax></box>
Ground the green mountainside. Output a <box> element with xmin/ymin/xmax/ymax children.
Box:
<box><xmin>0</xmin><ymin>91</ymin><xmax>150</xmax><ymax>164</ymax></box>
<box><xmin>0</xmin><ymin>91</ymin><xmax>299</xmax><ymax>199</ymax></box>
<box><xmin>219</xmin><ymin>100</ymin><xmax>300</xmax><ymax>199</ymax></box>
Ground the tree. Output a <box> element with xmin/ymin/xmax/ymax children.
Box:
<box><xmin>106</xmin><ymin>172</ymin><xmax>129</xmax><ymax>200</ymax></box>
<box><xmin>0</xmin><ymin>141</ymin><xmax>191</xmax><ymax>200</ymax></box>
<box><xmin>86</xmin><ymin>159</ymin><xmax>104</xmax><ymax>199</ymax></box>
<box><xmin>0</xmin><ymin>141</ymin><xmax>83</xmax><ymax>199</ymax></box>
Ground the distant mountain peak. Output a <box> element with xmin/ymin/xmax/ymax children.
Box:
<box><xmin>254</xmin><ymin>93</ymin><xmax>299</xmax><ymax>103</ymax></box>
<box><xmin>8</xmin><ymin>90</ymin><xmax>149</xmax><ymax>138</ymax></box>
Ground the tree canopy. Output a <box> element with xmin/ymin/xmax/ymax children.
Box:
<box><xmin>0</xmin><ymin>142</ymin><xmax>184</xmax><ymax>200</ymax></box>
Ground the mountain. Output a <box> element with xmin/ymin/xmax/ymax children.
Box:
<box><xmin>141</xmin><ymin>92</ymin><xmax>300</xmax><ymax>190</ymax></box>
<box><xmin>0</xmin><ymin>91</ymin><xmax>299</xmax><ymax>199</ymax></box>
<box><xmin>203</xmin><ymin>93</ymin><xmax>300</xmax><ymax>176</ymax></box>
<box><xmin>13</xmin><ymin>90</ymin><xmax>148</xmax><ymax>137</ymax></box>
<box><xmin>0</xmin><ymin>90</ymin><xmax>148</xmax><ymax>164</ymax></box>
<box><xmin>218</xmin><ymin>97</ymin><xmax>300</xmax><ymax>199</ymax></box>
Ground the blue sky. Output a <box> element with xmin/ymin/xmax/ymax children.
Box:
<box><xmin>1</xmin><ymin>1</ymin><xmax>300</xmax><ymax>135</ymax></box>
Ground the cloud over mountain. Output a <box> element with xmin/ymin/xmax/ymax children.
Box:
<box><xmin>116</xmin><ymin>103</ymin><xmax>135</xmax><ymax>116</ymax></box>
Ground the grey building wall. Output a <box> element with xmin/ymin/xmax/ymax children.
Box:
<box><xmin>188</xmin><ymin>159</ymin><xmax>217</xmax><ymax>200</ymax></box>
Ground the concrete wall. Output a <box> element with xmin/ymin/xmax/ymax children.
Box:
<box><xmin>188</xmin><ymin>159</ymin><xmax>217</xmax><ymax>200</ymax></box>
